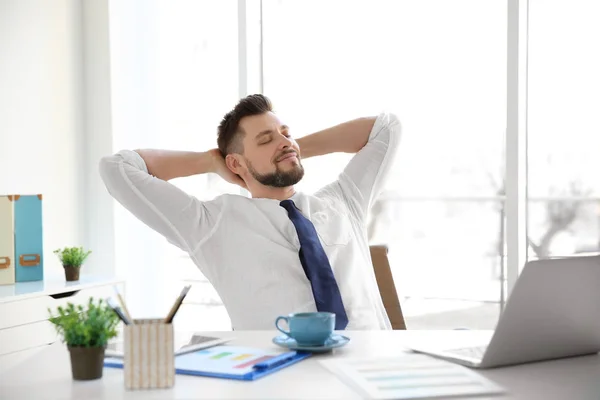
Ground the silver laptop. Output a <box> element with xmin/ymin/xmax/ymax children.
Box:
<box><xmin>407</xmin><ymin>255</ymin><xmax>600</xmax><ymax>368</ymax></box>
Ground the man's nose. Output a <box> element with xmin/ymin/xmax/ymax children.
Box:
<box><xmin>278</xmin><ymin>134</ymin><xmax>293</xmax><ymax>149</ymax></box>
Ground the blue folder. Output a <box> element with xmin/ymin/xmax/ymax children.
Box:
<box><xmin>104</xmin><ymin>345</ymin><xmax>311</xmax><ymax>381</ymax></box>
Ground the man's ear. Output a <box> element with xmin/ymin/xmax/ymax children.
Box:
<box><xmin>225</xmin><ymin>154</ymin><xmax>243</xmax><ymax>175</ymax></box>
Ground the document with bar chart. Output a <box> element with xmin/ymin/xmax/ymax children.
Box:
<box><xmin>105</xmin><ymin>345</ymin><xmax>311</xmax><ymax>381</ymax></box>
<box><xmin>320</xmin><ymin>353</ymin><xmax>506</xmax><ymax>399</ymax></box>
<box><xmin>176</xmin><ymin>346</ymin><xmax>288</xmax><ymax>374</ymax></box>
<box><xmin>174</xmin><ymin>345</ymin><xmax>311</xmax><ymax>380</ymax></box>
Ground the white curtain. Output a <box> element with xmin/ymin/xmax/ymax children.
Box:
<box><xmin>108</xmin><ymin>0</ymin><xmax>239</xmax><ymax>318</ymax></box>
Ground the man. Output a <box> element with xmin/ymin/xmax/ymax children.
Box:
<box><xmin>99</xmin><ymin>94</ymin><xmax>401</xmax><ymax>330</ymax></box>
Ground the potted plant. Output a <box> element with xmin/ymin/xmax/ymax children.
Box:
<box><xmin>48</xmin><ymin>297</ymin><xmax>119</xmax><ymax>380</ymax></box>
<box><xmin>54</xmin><ymin>246</ymin><xmax>92</xmax><ymax>281</ymax></box>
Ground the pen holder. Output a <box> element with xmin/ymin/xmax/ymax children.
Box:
<box><xmin>123</xmin><ymin>319</ymin><xmax>175</xmax><ymax>390</ymax></box>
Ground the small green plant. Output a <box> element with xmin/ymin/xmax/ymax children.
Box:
<box><xmin>48</xmin><ymin>297</ymin><xmax>119</xmax><ymax>347</ymax></box>
<box><xmin>54</xmin><ymin>246</ymin><xmax>92</xmax><ymax>267</ymax></box>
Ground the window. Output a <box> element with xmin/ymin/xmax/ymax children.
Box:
<box><xmin>528</xmin><ymin>0</ymin><xmax>600</xmax><ymax>260</ymax></box>
<box><xmin>263</xmin><ymin>0</ymin><xmax>507</xmax><ymax>329</ymax></box>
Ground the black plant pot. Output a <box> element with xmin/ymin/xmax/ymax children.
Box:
<box><xmin>68</xmin><ymin>346</ymin><xmax>105</xmax><ymax>380</ymax></box>
<box><xmin>63</xmin><ymin>265</ymin><xmax>80</xmax><ymax>281</ymax></box>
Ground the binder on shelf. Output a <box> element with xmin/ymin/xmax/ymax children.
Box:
<box><xmin>0</xmin><ymin>194</ymin><xmax>44</xmax><ymax>285</ymax></box>
<box><xmin>0</xmin><ymin>196</ymin><xmax>15</xmax><ymax>285</ymax></box>
<box><xmin>14</xmin><ymin>195</ymin><xmax>44</xmax><ymax>282</ymax></box>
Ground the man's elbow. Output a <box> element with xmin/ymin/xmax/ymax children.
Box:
<box><xmin>386</xmin><ymin>113</ymin><xmax>401</xmax><ymax>129</ymax></box>
<box><xmin>362</xmin><ymin>113</ymin><xmax>401</xmax><ymax>146</ymax></box>
<box><xmin>98</xmin><ymin>154</ymin><xmax>120</xmax><ymax>187</ymax></box>
<box><xmin>382</xmin><ymin>113</ymin><xmax>402</xmax><ymax>142</ymax></box>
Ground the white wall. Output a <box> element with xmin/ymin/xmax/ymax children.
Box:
<box><xmin>0</xmin><ymin>0</ymin><xmax>84</xmax><ymax>279</ymax></box>
<box><xmin>0</xmin><ymin>0</ymin><xmax>114</xmax><ymax>279</ymax></box>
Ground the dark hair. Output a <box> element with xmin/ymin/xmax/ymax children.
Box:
<box><xmin>217</xmin><ymin>94</ymin><xmax>273</xmax><ymax>157</ymax></box>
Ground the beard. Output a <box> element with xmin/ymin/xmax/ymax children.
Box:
<box><xmin>245</xmin><ymin>157</ymin><xmax>305</xmax><ymax>188</ymax></box>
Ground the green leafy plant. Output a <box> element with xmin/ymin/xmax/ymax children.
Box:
<box><xmin>54</xmin><ymin>247</ymin><xmax>92</xmax><ymax>268</ymax></box>
<box><xmin>48</xmin><ymin>297</ymin><xmax>119</xmax><ymax>347</ymax></box>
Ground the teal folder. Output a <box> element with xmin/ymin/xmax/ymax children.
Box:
<box><xmin>104</xmin><ymin>345</ymin><xmax>311</xmax><ymax>381</ymax></box>
<box><xmin>14</xmin><ymin>195</ymin><xmax>44</xmax><ymax>282</ymax></box>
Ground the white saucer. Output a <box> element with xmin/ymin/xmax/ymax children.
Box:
<box><xmin>272</xmin><ymin>334</ymin><xmax>350</xmax><ymax>352</ymax></box>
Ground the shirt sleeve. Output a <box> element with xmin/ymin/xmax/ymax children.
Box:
<box><xmin>98</xmin><ymin>150</ymin><xmax>224</xmax><ymax>253</ymax></box>
<box><xmin>337</xmin><ymin>112</ymin><xmax>402</xmax><ymax>220</ymax></box>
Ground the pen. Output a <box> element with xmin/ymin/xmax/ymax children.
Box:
<box><xmin>106</xmin><ymin>297</ymin><xmax>131</xmax><ymax>325</ymax></box>
<box><xmin>164</xmin><ymin>285</ymin><xmax>191</xmax><ymax>324</ymax></box>
<box><xmin>254</xmin><ymin>351</ymin><xmax>298</xmax><ymax>370</ymax></box>
<box><xmin>113</xmin><ymin>286</ymin><xmax>133</xmax><ymax>323</ymax></box>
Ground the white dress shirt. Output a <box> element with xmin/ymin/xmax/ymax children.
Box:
<box><xmin>99</xmin><ymin>113</ymin><xmax>401</xmax><ymax>330</ymax></box>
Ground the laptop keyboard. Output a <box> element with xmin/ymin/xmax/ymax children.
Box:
<box><xmin>445</xmin><ymin>345</ymin><xmax>488</xmax><ymax>359</ymax></box>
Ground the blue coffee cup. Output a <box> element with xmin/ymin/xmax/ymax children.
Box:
<box><xmin>275</xmin><ymin>312</ymin><xmax>335</xmax><ymax>346</ymax></box>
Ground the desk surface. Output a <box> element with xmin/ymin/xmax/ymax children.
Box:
<box><xmin>1</xmin><ymin>330</ymin><xmax>599</xmax><ymax>400</ymax></box>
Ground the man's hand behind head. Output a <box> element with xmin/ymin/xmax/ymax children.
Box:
<box><xmin>208</xmin><ymin>148</ymin><xmax>247</xmax><ymax>190</ymax></box>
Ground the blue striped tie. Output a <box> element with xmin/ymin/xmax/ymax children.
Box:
<box><xmin>280</xmin><ymin>199</ymin><xmax>348</xmax><ymax>330</ymax></box>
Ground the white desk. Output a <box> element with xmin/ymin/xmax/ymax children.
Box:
<box><xmin>1</xmin><ymin>330</ymin><xmax>599</xmax><ymax>399</ymax></box>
